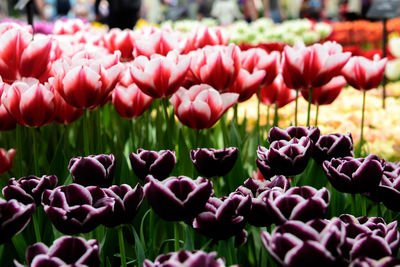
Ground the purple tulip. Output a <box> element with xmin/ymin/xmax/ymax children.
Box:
<box><xmin>192</xmin><ymin>192</ymin><xmax>251</xmax><ymax>243</ymax></box>
<box><xmin>264</xmin><ymin>186</ymin><xmax>330</xmax><ymax>224</ymax></box>
<box><xmin>68</xmin><ymin>154</ymin><xmax>115</xmax><ymax>187</ymax></box>
<box><xmin>257</xmin><ymin>137</ymin><xmax>313</xmax><ymax>178</ymax></box>
<box><xmin>102</xmin><ymin>184</ymin><xmax>144</xmax><ymax>227</ymax></box>
<box><xmin>349</xmin><ymin>256</ymin><xmax>400</xmax><ymax>267</ymax></box>
<box><xmin>190</xmin><ymin>147</ymin><xmax>238</xmax><ymax>177</ymax></box>
<box><xmin>42</xmin><ymin>184</ymin><xmax>114</xmax><ymax>235</ymax></box>
<box><xmin>313</xmin><ymin>133</ymin><xmax>354</xmax><ymax>164</ymax></box>
<box><xmin>18</xmin><ymin>236</ymin><xmax>100</xmax><ymax>267</ymax></box>
<box><xmin>129</xmin><ymin>149</ymin><xmax>176</xmax><ymax>181</ymax></box>
<box><xmin>235</xmin><ymin>176</ymin><xmax>290</xmax><ymax>226</ymax></box>
<box><xmin>261</xmin><ymin>218</ymin><xmax>347</xmax><ymax>267</ymax></box>
<box><xmin>323</xmin><ymin>155</ymin><xmax>384</xmax><ymax>194</ymax></box>
<box><xmin>143</xmin><ymin>250</ymin><xmax>226</xmax><ymax>267</ymax></box>
<box><xmin>144</xmin><ymin>175</ymin><xmax>212</xmax><ymax>221</ymax></box>
<box><xmin>0</xmin><ymin>198</ymin><xmax>35</xmax><ymax>244</ymax></box>
<box><xmin>368</xmin><ymin>173</ymin><xmax>400</xmax><ymax>211</ymax></box>
<box><xmin>268</xmin><ymin>126</ymin><xmax>320</xmax><ymax>144</ymax></box>
<box><xmin>2</xmin><ymin>175</ymin><xmax>58</xmax><ymax>205</ymax></box>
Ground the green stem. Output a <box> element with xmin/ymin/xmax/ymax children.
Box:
<box><xmin>361</xmin><ymin>195</ymin><xmax>367</xmax><ymax>216</ymax></box>
<box><xmin>256</xmin><ymin>94</ymin><xmax>261</xmax><ymax>143</ymax></box>
<box><xmin>306</xmin><ymin>87</ymin><xmax>313</xmax><ymax>127</ymax></box>
<box><xmin>118</xmin><ymin>227</ymin><xmax>127</xmax><ymax>267</ymax></box>
<box><xmin>233</xmin><ymin>104</ymin><xmax>238</xmax><ymax>124</ymax></box>
<box><xmin>359</xmin><ymin>90</ymin><xmax>367</xmax><ymax>153</ymax></box>
<box><xmin>83</xmin><ymin>111</ymin><xmax>90</xmax><ymax>156</ymax></box>
<box><xmin>32</xmin><ymin>212</ymin><xmax>41</xmax><ymax>242</ymax></box>
<box><xmin>266</xmin><ymin>105</ymin><xmax>270</xmax><ymax>130</ymax></box>
<box><xmin>16</xmin><ymin>125</ymin><xmax>23</xmax><ymax>177</ymax></box>
<box><xmin>32</xmin><ymin>128</ymin><xmax>39</xmax><ymax>175</ymax></box>
<box><xmin>352</xmin><ymin>194</ymin><xmax>358</xmax><ymax>217</ymax></box>
<box><xmin>294</xmin><ymin>90</ymin><xmax>299</xmax><ymax>126</ymax></box>
<box><xmin>174</xmin><ymin>222</ymin><xmax>180</xmax><ymax>251</ymax></box>
<box><xmin>315</xmin><ymin>104</ymin><xmax>319</xmax><ymax>127</ymax></box>
<box><xmin>273</xmin><ymin>101</ymin><xmax>279</xmax><ymax>127</ymax></box>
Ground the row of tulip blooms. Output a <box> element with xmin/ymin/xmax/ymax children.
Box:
<box><xmin>2</xmin><ymin>125</ymin><xmax>400</xmax><ymax>266</ymax></box>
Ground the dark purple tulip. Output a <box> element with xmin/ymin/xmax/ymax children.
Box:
<box><xmin>143</xmin><ymin>250</ymin><xmax>226</xmax><ymax>267</ymax></box>
<box><xmin>144</xmin><ymin>175</ymin><xmax>212</xmax><ymax>221</ymax></box>
<box><xmin>313</xmin><ymin>132</ymin><xmax>354</xmax><ymax>164</ymax></box>
<box><xmin>235</xmin><ymin>176</ymin><xmax>290</xmax><ymax>226</ymax></box>
<box><xmin>0</xmin><ymin>198</ymin><xmax>35</xmax><ymax>244</ymax></box>
<box><xmin>368</xmin><ymin>173</ymin><xmax>400</xmax><ymax>211</ymax></box>
<box><xmin>129</xmin><ymin>149</ymin><xmax>176</xmax><ymax>181</ymax></box>
<box><xmin>323</xmin><ymin>155</ymin><xmax>384</xmax><ymax>194</ymax></box>
<box><xmin>261</xmin><ymin>218</ymin><xmax>347</xmax><ymax>267</ymax></box>
<box><xmin>42</xmin><ymin>184</ymin><xmax>114</xmax><ymax>235</ymax></box>
<box><xmin>350</xmin><ymin>256</ymin><xmax>400</xmax><ymax>267</ymax></box>
<box><xmin>102</xmin><ymin>184</ymin><xmax>144</xmax><ymax>227</ymax></box>
<box><xmin>257</xmin><ymin>136</ymin><xmax>313</xmax><ymax>178</ymax></box>
<box><xmin>190</xmin><ymin>147</ymin><xmax>238</xmax><ymax>177</ymax></box>
<box><xmin>2</xmin><ymin>175</ymin><xmax>58</xmax><ymax>205</ymax></box>
<box><xmin>192</xmin><ymin>192</ymin><xmax>251</xmax><ymax>242</ymax></box>
<box><xmin>268</xmin><ymin>126</ymin><xmax>320</xmax><ymax>144</ymax></box>
<box><xmin>68</xmin><ymin>154</ymin><xmax>115</xmax><ymax>187</ymax></box>
<box><xmin>265</xmin><ymin>186</ymin><xmax>330</xmax><ymax>224</ymax></box>
<box><xmin>20</xmin><ymin>236</ymin><xmax>100</xmax><ymax>267</ymax></box>
<box><xmin>383</xmin><ymin>161</ymin><xmax>400</xmax><ymax>178</ymax></box>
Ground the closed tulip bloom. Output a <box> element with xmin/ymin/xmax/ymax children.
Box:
<box><xmin>52</xmin><ymin>85</ymin><xmax>83</xmax><ymax>124</ymax></box>
<box><xmin>52</xmin><ymin>18</ymin><xmax>89</xmax><ymax>35</ymax></box>
<box><xmin>187</xmin><ymin>26</ymin><xmax>229</xmax><ymax>51</ymax></box>
<box><xmin>170</xmin><ymin>84</ymin><xmax>239</xmax><ymax>129</ymax></box>
<box><xmin>1</xmin><ymin>78</ymin><xmax>55</xmax><ymax>127</ymax></box>
<box><xmin>143</xmin><ymin>250</ymin><xmax>226</xmax><ymax>267</ymax></box>
<box><xmin>368</xmin><ymin>173</ymin><xmax>400</xmax><ymax>212</ymax></box>
<box><xmin>42</xmin><ymin>184</ymin><xmax>114</xmax><ymax>235</ymax></box>
<box><xmin>0</xmin><ymin>78</ymin><xmax>16</xmax><ymax>131</ymax></box>
<box><xmin>21</xmin><ymin>236</ymin><xmax>100</xmax><ymax>267</ymax></box>
<box><xmin>0</xmin><ymin>198</ymin><xmax>35</xmax><ymax>244</ymax></box>
<box><xmin>256</xmin><ymin>137</ymin><xmax>313</xmax><ymax>178</ymax></box>
<box><xmin>313</xmin><ymin>132</ymin><xmax>354</xmax><ymax>164</ymax></box>
<box><xmin>227</xmin><ymin>68</ymin><xmax>265</xmax><ymax>102</ymax></box>
<box><xmin>129</xmin><ymin>149</ymin><xmax>176</xmax><ymax>181</ymax></box>
<box><xmin>129</xmin><ymin>51</ymin><xmax>190</xmax><ymax>98</ymax></box>
<box><xmin>193</xmin><ymin>192</ymin><xmax>251</xmax><ymax>241</ymax></box>
<box><xmin>282</xmin><ymin>41</ymin><xmax>351</xmax><ymax>89</ymax></box>
<box><xmin>2</xmin><ymin>175</ymin><xmax>58</xmax><ymax>205</ymax></box>
<box><xmin>241</xmin><ymin>49</ymin><xmax>280</xmax><ymax>86</ymax></box>
<box><xmin>144</xmin><ymin>176</ymin><xmax>212</xmax><ymax>221</ymax></box>
<box><xmin>261</xmin><ymin>218</ymin><xmax>347</xmax><ymax>267</ymax></box>
<box><xmin>301</xmin><ymin>76</ymin><xmax>346</xmax><ymax>105</ymax></box>
<box><xmin>268</xmin><ymin>126</ymin><xmax>321</xmax><ymax>144</ymax></box>
<box><xmin>112</xmin><ymin>83</ymin><xmax>153</xmax><ymax>119</ymax></box>
<box><xmin>103</xmin><ymin>28</ymin><xmax>135</xmax><ymax>61</ymax></box>
<box><xmin>259</xmin><ymin>74</ymin><xmax>297</xmax><ymax>108</ymax></box>
<box><xmin>323</xmin><ymin>155</ymin><xmax>384</xmax><ymax>194</ymax></box>
<box><xmin>342</xmin><ymin>55</ymin><xmax>387</xmax><ymax>91</ymax></box>
<box><xmin>0</xmin><ymin>148</ymin><xmax>16</xmax><ymax>174</ymax></box>
<box><xmin>68</xmin><ymin>154</ymin><xmax>115</xmax><ymax>187</ymax></box>
<box><xmin>190</xmin><ymin>147</ymin><xmax>238</xmax><ymax>177</ymax></box>
<box><xmin>349</xmin><ymin>256</ymin><xmax>400</xmax><ymax>267</ymax></box>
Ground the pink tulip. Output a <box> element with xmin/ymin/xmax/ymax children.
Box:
<box><xmin>185</xmin><ymin>26</ymin><xmax>229</xmax><ymax>52</ymax></box>
<box><xmin>129</xmin><ymin>51</ymin><xmax>190</xmax><ymax>98</ymax></box>
<box><xmin>103</xmin><ymin>28</ymin><xmax>135</xmax><ymax>61</ymax></box>
<box><xmin>0</xmin><ymin>79</ymin><xmax>16</xmax><ymax>131</ymax></box>
<box><xmin>228</xmin><ymin>69</ymin><xmax>265</xmax><ymax>102</ymax></box>
<box><xmin>301</xmin><ymin>76</ymin><xmax>346</xmax><ymax>105</ymax></box>
<box><xmin>52</xmin><ymin>19</ymin><xmax>89</xmax><ymax>35</ymax></box>
<box><xmin>341</xmin><ymin>54</ymin><xmax>387</xmax><ymax>91</ymax></box>
<box><xmin>0</xmin><ymin>148</ymin><xmax>16</xmax><ymax>174</ymax></box>
<box><xmin>112</xmin><ymin>83</ymin><xmax>153</xmax><ymax>119</ymax></box>
<box><xmin>259</xmin><ymin>74</ymin><xmax>297</xmax><ymax>108</ymax></box>
<box><xmin>52</xmin><ymin>85</ymin><xmax>84</xmax><ymax>125</ymax></box>
<box><xmin>282</xmin><ymin>42</ymin><xmax>351</xmax><ymax>89</ymax></box>
<box><xmin>170</xmin><ymin>84</ymin><xmax>239</xmax><ymax>129</ymax></box>
<box><xmin>1</xmin><ymin>78</ymin><xmax>55</xmax><ymax>127</ymax></box>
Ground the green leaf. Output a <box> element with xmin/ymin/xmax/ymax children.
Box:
<box><xmin>131</xmin><ymin>226</ymin><xmax>145</xmax><ymax>267</ymax></box>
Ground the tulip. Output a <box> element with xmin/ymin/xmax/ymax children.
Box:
<box><xmin>68</xmin><ymin>154</ymin><xmax>115</xmax><ymax>187</ymax></box>
<box><xmin>190</xmin><ymin>147</ymin><xmax>238</xmax><ymax>177</ymax></box>
<box><xmin>2</xmin><ymin>175</ymin><xmax>58</xmax><ymax>205</ymax></box>
<box><xmin>192</xmin><ymin>192</ymin><xmax>251</xmax><ymax>242</ymax></box>
<box><xmin>241</xmin><ymin>49</ymin><xmax>280</xmax><ymax>86</ymax></box>
<box><xmin>349</xmin><ymin>256</ymin><xmax>400</xmax><ymax>267</ymax></box>
<box><xmin>1</xmin><ymin>78</ymin><xmax>55</xmax><ymax>127</ymax></box>
<box><xmin>52</xmin><ymin>86</ymin><xmax>83</xmax><ymax>124</ymax></box>
<box><xmin>112</xmin><ymin>83</ymin><xmax>153</xmax><ymax>119</ymax></box>
<box><xmin>0</xmin><ymin>198</ymin><xmax>35</xmax><ymax>244</ymax></box>
<box><xmin>52</xmin><ymin>18</ymin><xmax>88</xmax><ymax>35</ymax></box>
<box><xmin>0</xmin><ymin>78</ymin><xmax>16</xmax><ymax>131</ymax></box>
<box><xmin>267</xmin><ymin>126</ymin><xmax>320</xmax><ymax>144</ymax></box>
<box><xmin>261</xmin><ymin>218</ymin><xmax>347</xmax><ymax>267</ymax></box>
<box><xmin>129</xmin><ymin>51</ymin><xmax>190</xmax><ymax>98</ymax></box>
<box><xmin>102</xmin><ymin>184</ymin><xmax>144</xmax><ymax>227</ymax></box>
<box><xmin>170</xmin><ymin>84</ymin><xmax>239</xmax><ymax>129</ymax></box>
<box><xmin>368</xmin><ymin>170</ymin><xmax>400</xmax><ymax>212</ymax></box>
<box><xmin>143</xmin><ymin>250</ymin><xmax>226</xmax><ymax>267</ymax></box>
<box><xmin>227</xmin><ymin>68</ymin><xmax>265</xmax><ymax>102</ymax></box>
<box><xmin>144</xmin><ymin>175</ymin><xmax>212</xmax><ymax>221</ymax></box>
<box><xmin>301</xmin><ymin>76</ymin><xmax>346</xmax><ymax>105</ymax></box>
<box><xmin>259</xmin><ymin>74</ymin><xmax>297</xmax><ymax>109</ymax></box>
<box><xmin>103</xmin><ymin>28</ymin><xmax>135</xmax><ymax>61</ymax></box>
<box><xmin>322</xmin><ymin>155</ymin><xmax>384</xmax><ymax>194</ymax></box>
<box><xmin>129</xmin><ymin>149</ymin><xmax>176</xmax><ymax>181</ymax></box>
<box><xmin>313</xmin><ymin>132</ymin><xmax>354</xmax><ymax>164</ymax></box>
<box><xmin>0</xmin><ymin>148</ymin><xmax>16</xmax><ymax>174</ymax></box>
<box><xmin>19</xmin><ymin>236</ymin><xmax>100</xmax><ymax>267</ymax></box>
<box><xmin>187</xmin><ymin>26</ymin><xmax>229</xmax><ymax>51</ymax></box>
<box><xmin>256</xmin><ymin>136</ymin><xmax>313</xmax><ymax>178</ymax></box>
<box><xmin>42</xmin><ymin>184</ymin><xmax>114</xmax><ymax>234</ymax></box>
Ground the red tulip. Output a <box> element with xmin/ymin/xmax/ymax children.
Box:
<box><xmin>112</xmin><ymin>83</ymin><xmax>153</xmax><ymax>119</ymax></box>
<box><xmin>185</xmin><ymin>26</ymin><xmax>229</xmax><ymax>52</ymax></box>
<box><xmin>241</xmin><ymin>49</ymin><xmax>280</xmax><ymax>85</ymax></box>
<box><xmin>103</xmin><ymin>28</ymin><xmax>136</xmax><ymax>61</ymax></box>
<box><xmin>301</xmin><ymin>76</ymin><xmax>346</xmax><ymax>105</ymax></box>
<box><xmin>170</xmin><ymin>84</ymin><xmax>239</xmax><ymax>129</ymax></box>
<box><xmin>129</xmin><ymin>51</ymin><xmax>190</xmax><ymax>98</ymax></box>
<box><xmin>228</xmin><ymin>69</ymin><xmax>265</xmax><ymax>102</ymax></box>
<box><xmin>282</xmin><ymin>42</ymin><xmax>351</xmax><ymax>89</ymax></box>
<box><xmin>52</xmin><ymin>84</ymin><xmax>83</xmax><ymax>125</ymax></box>
<box><xmin>341</xmin><ymin>54</ymin><xmax>387</xmax><ymax>91</ymax></box>
<box><xmin>259</xmin><ymin>74</ymin><xmax>297</xmax><ymax>108</ymax></box>
<box><xmin>0</xmin><ymin>148</ymin><xmax>15</xmax><ymax>174</ymax></box>
<box><xmin>0</xmin><ymin>79</ymin><xmax>17</xmax><ymax>131</ymax></box>
<box><xmin>1</xmin><ymin>78</ymin><xmax>55</xmax><ymax>127</ymax></box>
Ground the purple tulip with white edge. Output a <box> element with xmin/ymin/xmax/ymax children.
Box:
<box><xmin>349</xmin><ymin>256</ymin><xmax>400</xmax><ymax>267</ymax></box>
<box><xmin>190</xmin><ymin>147</ymin><xmax>238</xmax><ymax>177</ymax></box>
<box><xmin>268</xmin><ymin>126</ymin><xmax>320</xmax><ymax>144</ymax></box>
<box><xmin>143</xmin><ymin>250</ymin><xmax>227</xmax><ymax>267</ymax></box>
<box><xmin>313</xmin><ymin>132</ymin><xmax>354</xmax><ymax>164</ymax></box>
